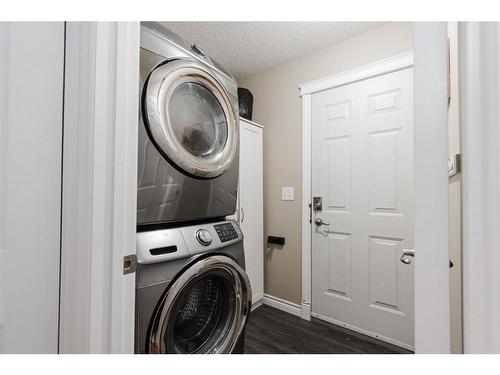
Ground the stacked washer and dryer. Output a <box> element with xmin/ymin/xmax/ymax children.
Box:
<box><xmin>135</xmin><ymin>22</ymin><xmax>252</xmax><ymax>354</ymax></box>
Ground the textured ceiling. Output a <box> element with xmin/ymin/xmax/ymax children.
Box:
<box><xmin>160</xmin><ymin>22</ymin><xmax>384</xmax><ymax>79</ymax></box>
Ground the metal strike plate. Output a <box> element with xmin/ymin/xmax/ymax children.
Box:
<box><xmin>123</xmin><ymin>254</ymin><xmax>137</xmax><ymax>275</ymax></box>
<box><xmin>448</xmin><ymin>153</ymin><xmax>462</xmax><ymax>178</ymax></box>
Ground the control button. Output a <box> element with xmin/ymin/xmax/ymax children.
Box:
<box><xmin>196</xmin><ymin>229</ymin><xmax>212</xmax><ymax>246</ymax></box>
<box><xmin>214</xmin><ymin>223</ymin><xmax>238</xmax><ymax>243</ymax></box>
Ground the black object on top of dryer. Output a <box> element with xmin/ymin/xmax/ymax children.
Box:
<box><xmin>237</xmin><ymin>87</ymin><xmax>253</xmax><ymax>121</ymax></box>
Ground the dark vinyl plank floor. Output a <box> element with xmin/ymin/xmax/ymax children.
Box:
<box><xmin>244</xmin><ymin>305</ymin><xmax>413</xmax><ymax>354</ymax></box>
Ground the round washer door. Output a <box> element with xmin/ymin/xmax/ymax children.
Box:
<box><xmin>143</xmin><ymin>59</ymin><xmax>238</xmax><ymax>179</ymax></box>
<box><xmin>148</xmin><ymin>255</ymin><xmax>252</xmax><ymax>354</ymax></box>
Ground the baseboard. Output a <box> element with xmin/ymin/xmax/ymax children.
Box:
<box><xmin>251</xmin><ymin>299</ymin><xmax>263</xmax><ymax>311</ymax></box>
<box><xmin>262</xmin><ymin>294</ymin><xmax>301</xmax><ymax>317</ymax></box>
<box><xmin>300</xmin><ymin>301</ymin><xmax>311</xmax><ymax>321</ymax></box>
<box><xmin>252</xmin><ymin>291</ymin><xmax>263</xmax><ymax>305</ymax></box>
<box><xmin>311</xmin><ymin>311</ymin><xmax>415</xmax><ymax>351</ymax></box>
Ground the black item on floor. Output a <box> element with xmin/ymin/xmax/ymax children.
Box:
<box><xmin>238</xmin><ymin>88</ymin><xmax>253</xmax><ymax>121</ymax></box>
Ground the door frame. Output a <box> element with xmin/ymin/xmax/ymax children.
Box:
<box><xmin>299</xmin><ymin>22</ymin><xmax>451</xmax><ymax>354</ymax></box>
<box><xmin>459</xmin><ymin>22</ymin><xmax>500</xmax><ymax>353</ymax></box>
<box><xmin>412</xmin><ymin>22</ymin><xmax>450</xmax><ymax>353</ymax></box>
<box><xmin>299</xmin><ymin>51</ymin><xmax>414</xmax><ymax>322</ymax></box>
<box><xmin>59</xmin><ymin>22</ymin><xmax>140</xmax><ymax>353</ymax></box>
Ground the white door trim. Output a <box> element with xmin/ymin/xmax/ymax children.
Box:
<box><xmin>59</xmin><ymin>22</ymin><xmax>140</xmax><ymax>353</ymax></box>
<box><xmin>299</xmin><ymin>51</ymin><xmax>414</xmax><ymax>96</ymax></box>
<box><xmin>459</xmin><ymin>22</ymin><xmax>500</xmax><ymax>354</ymax></box>
<box><xmin>299</xmin><ymin>52</ymin><xmax>414</xmax><ymax>323</ymax></box>
<box><xmin>413</xmin><ymin>22</ymin><xmax>450</xmax><ymax>354</ymax></box>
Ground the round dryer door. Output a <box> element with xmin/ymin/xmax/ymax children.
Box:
<box><xmin>148</xmin><ymin>255</ymin><xmax>252</xmax><ymax>354</ymax></box>
<box><xmin>143</xmin><ymin>59</ymin><xmax>238</xmax><ymax>179</ymax></box>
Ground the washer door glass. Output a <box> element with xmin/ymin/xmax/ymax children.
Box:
<box><xmin>143</xmin><ymin>60</ymin><xmax>238</xmax><ymax>179</ymax></box>
<box><xmin>148</xmin><ymin>255</ymin><xmax>251</xmax><ymax>354</ymax></box>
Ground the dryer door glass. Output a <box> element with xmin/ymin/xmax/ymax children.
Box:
<box><xmin>148</xmin><ymin>255</ymin><xmax>251</xmax><ymax>354</ymax></box>
<box><xmin>144</xmin><ymin>60</ymin><xmax>238</xmax><ymax>179</ymax></box>
<box><xmin>169</xmin><ymin>82</ymin><xmax>228</xmax><ymax>159</ymax></box>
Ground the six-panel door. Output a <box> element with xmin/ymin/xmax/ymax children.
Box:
<box><xmin>311</xmin><ymin>68</ymin><xmax>414</xmax><ymax>348</ymax></box>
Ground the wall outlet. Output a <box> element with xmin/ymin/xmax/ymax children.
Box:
<box><xmin>281</xmin><ymin>187</ymin><xmax>294</xmax><ymax>201</ymax></box>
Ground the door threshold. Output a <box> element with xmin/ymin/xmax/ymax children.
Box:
<box><xmin>311</xmin><ymin>311</ymin><xmax>415</xmax><ymax>352</ymax></box>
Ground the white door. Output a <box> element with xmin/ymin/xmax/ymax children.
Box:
<box><xmin>239</xmin><ymin>120</ymin><xmax>264</xmax><ymax>305</ymax></box>
<box><xmin>311</xmin><ymin>68</ymin><xmax>414</xmax><ymax>349</ymax></box>
<box><xmin>0</xmin><ymin>22</ymin><xmax>65</xmax><ymax>353</ymax></box>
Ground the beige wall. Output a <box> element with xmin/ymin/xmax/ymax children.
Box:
<box><xmin>239</xmin><ymin>22</ymin><xmax>414</xmax><ymax>304</ymax></box>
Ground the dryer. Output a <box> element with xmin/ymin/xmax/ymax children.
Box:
<box><xmin>137</xmin><ymin>23</ymin><xmax>240</xmax><ymax>227</ymax></box>
<box><xmin>135</xmin><ymin>220</ymin><xmax>252</xmax><ymax>354</ymax></box>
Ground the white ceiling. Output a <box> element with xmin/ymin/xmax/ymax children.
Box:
<box><xmin>161</xmin><ymin>22</ymin><xmax>384</xmax><ymax>79</ymax></box>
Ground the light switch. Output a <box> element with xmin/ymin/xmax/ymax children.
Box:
<box><xmin>281</xmin><ymin>187</ymin><xmax>294</xmax><ymax>201</ymax></box>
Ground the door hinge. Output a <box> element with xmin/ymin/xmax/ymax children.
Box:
<box><xmin>123</xmin><ymin>254</ymin><xmax>137</xmax><ymax>275</ymax></box>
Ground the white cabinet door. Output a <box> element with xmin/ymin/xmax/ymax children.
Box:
<box><xmin>0</xmin><ymin>22</ymin><xmax>65</xmax><ymax>353</ymax></box>
<box><xmin>311</xmin><ymin>68</ymin><xmax>414</xmax><ymax>349</ymax></box>
<box><xmin>239</xmin><ymin>120</ymin><xmax>264</xmax><ymax>305</ymax></box>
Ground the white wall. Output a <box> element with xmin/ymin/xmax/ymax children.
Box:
<box><xmin>239</xmin><ymin>22</ymin><xmax>414</xmax><ymax>304</ymax></box>
<box><xmin>0</xmin><ymin>22</ymin><xmax>65</xmax><ymax>353</ymax></box>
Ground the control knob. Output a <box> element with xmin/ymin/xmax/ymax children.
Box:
<box><xmin>196</xmin><ymin>229</ymin><xmax>212</xmax><ymax>246</ymax></box>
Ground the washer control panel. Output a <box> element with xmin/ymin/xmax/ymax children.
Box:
<box><xmin>214</xmin><ymin>222</ymin><xmax>239</xmax><ymax>243</ymax></box>
<box><xmin>195</xmin><ymin>229</ymin><xmax>212</xmax><ymax>246</ymax></box>
<box><xmin>137</xmin><ymin>220</ymin><xmax>243</xmax><ymax>263</ymax></box>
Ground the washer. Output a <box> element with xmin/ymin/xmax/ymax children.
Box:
<box><xmin>137</xmin><ymin>22</ymin><xmax>240</xmax><ymax>227</ymax></box>
<box><xmin>135</xmin><ymin>220</ymin><xmax>252</xmax><ymax>354</ymax></box>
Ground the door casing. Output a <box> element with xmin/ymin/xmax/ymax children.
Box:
<box><xmin>300</xmin><ymin>21</ymin><xmax>451</xmax><ymax>354</ymax></box>
<box><xmin>59</xmin><ymin>22</ymin><xmax>140</xmax><ymax>353</ymax></box>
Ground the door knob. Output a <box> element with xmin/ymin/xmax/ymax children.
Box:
<box><xmin>400</xmin><ymin>248</ymin><xmax>415</xmax><ymax>265</ymax></box>
<box><xmin>314</xmin><ymin>218</ymin><xmax>330</xmax><ymax>226</ymax></box>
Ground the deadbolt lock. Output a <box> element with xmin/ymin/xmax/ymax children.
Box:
<box><xmin>313</xmin><ymin>197</ymin><xmax>322</xmax><ymax>211</ymax></box>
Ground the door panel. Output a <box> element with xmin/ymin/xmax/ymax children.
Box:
<box><xmin>311</xmin><ymin>68</ymin><xmax>414</xmax><ymax>348</ymax></box>
<box><xmin>326</xmin><ymin>137</ymin><xmax>351</xmax><ymax>210</ymax></box>
<box><xmin>326</xmin><ymin>232</ymin><xmax>352</xmax><ymax>299</ymax></box>
<box><xmin>239</xmin><ymin>121</ymin><xmax>264</xmax><ymax>304</ymax></box>
<box><xmin>0</xmin><ymin>22</ymin><xmax>64</xmax><ymax>353</ymax></box>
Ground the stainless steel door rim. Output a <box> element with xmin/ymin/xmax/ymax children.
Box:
<box><xmin>148</xmin><ymin>255</ymin><xmax>252</xmax><ymax>354</ymax></box>
<box><xmin>144</xmin><ymin>59</ymin><xmax>238</xmax><ymax>179</ymax></box>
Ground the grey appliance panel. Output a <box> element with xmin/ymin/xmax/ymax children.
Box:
<box><xmin>140</xmin><ymin>22</ymin><xmax>238</xmax><ymax>95</ymax></box>
<box><xmin>136</xmin><ymin>228</ymin><xmax>189</xmax><ymax>265</ymax></box>
<box><xmin>134</xmin><ymin>221</ymin><xmax>246</xmax><ymax>353</ymax></box>
<box><xmin>137</xmin><ymin>44</ymin><xmax>239</xmax><ymax>226</ymax></box>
